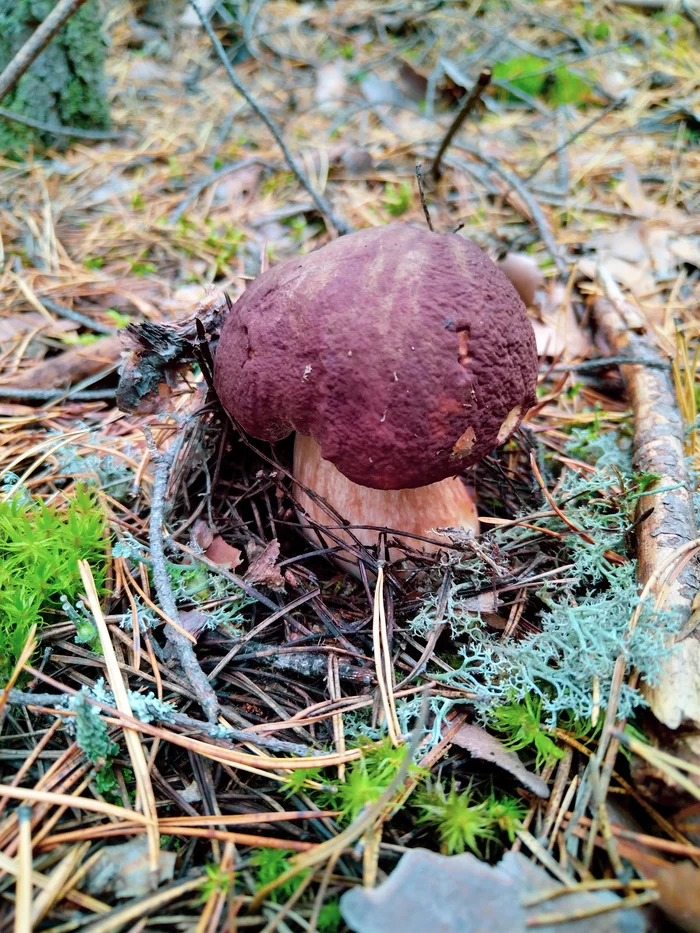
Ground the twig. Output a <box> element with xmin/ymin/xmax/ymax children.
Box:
<box><xmin>168</xmin><ymin>157</ymin><xmax>271</xmax><ymax>224</ymax></box>
<box><xmin>414</xmin><ymin>164</ymin><xmax>434</xmax><ymax>232</ymax></box>
<box><xmin>144</xmin><ymin>425</ymin><xmax>221</xmax><ymax>723</ymax></box>
<box><xmin>6</xmin><ymin>689</ymin><xmax>316</xmax><ymax>757</ymax></box>
<box><xmin>430</xmin><ymin>68</ymin><xmax>492</xmax><ymax>181</ymax></box>
<box><xmin>187</xmin><ymin>0</ymin><xmax>352</xmax><ymax>236</ymax></box>
<box><xmin>0</xmin><ymin>106</ymin><xmax>120</xmax><ymax>140</ymax></box>
<box><xmin>0</xmin><ymin>0</ymin><xmax>90</xmax><ymax>105</ymax></box>
<box><xmin>592</xmin><ymin>287</ymin><xmax>700</xmax><ymax>730</ymax></box>
<box><xmin>39</xmin><ymin>297</ymin><xmax>116</xmax><ymax>336</ymax></box>
<box><xmin>446</xmin><ymin>150</ymin><xmax>569</xmax><ymax>276</ymax></box>
<box><xmin>524</xmin><ymin>99</ymin><xmax>623</xmax><ymax>183</ymax></box>
<box><xmin>0</xmin><ymin>387</ymin><xmax>115</xmax><ymax>401</ymax></box>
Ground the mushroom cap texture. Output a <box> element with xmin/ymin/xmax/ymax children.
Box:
<box><xmin>214</xmin><ymin>223</ymin><xmax>538</xmax><ymax>490</ymax></box>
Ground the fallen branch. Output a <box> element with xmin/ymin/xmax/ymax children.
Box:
<box><xmin>592</xmin><ymin>269</ymin><xmax>700</xmax><ymax>730</ymax></box>
<box><xmin>188</xmin><ymin>0</ymin><xmax>352</xmax><ymax>236</ymax></box>
<box><xmin>144</xmin><ymin>426</ymin><xmax>221</xmax><ymax>724</ymax></box>
<box><xmin>0</xmin><ymin>0</ymin><xmax>90</xmax><ymax>104</ymax></box>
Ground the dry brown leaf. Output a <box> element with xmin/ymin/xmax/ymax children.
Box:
<box><xmin>531</xmin><ymin>282</ymin><xmax>591</xmax><ymax>359</ymax></box>
<box><xmin>450</xmin><ymin>723</ymin><xmax>550</xmax><ymax>798</ymax></box>
<box><xmin>192</xmin><ymin>519</ymin><xmax>214</xmax><ymax>551</ymax></box>
<box><xmin>244</xmin><ymin>539</ymin><xmax>285</xmax><ymax>591</ymax></box>
<box><xmin>205</xmin><ymin>536</ymin><xmax>243</xmax><ymax>571</ymax></box>
<box><xmin>651</xmin><ymin>862</ymin><xmax>700</xmax><ymax>932</ymax></box>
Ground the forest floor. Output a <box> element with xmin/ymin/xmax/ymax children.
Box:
<box><xmin>0</xmin><ymin>1</ymin><xmax>699</xmax><ymax>931</ymax></box>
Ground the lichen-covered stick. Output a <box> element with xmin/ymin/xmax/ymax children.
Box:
<box><xmin>143</xmin><ymin>426</ymin><xmax>221</xmax><ymax>724</ymax></box>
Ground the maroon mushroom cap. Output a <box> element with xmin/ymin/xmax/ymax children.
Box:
<box><xmin>214</xmin><ymin>223</ymin><xmax>537</xmax><ymax>490</ymax></box>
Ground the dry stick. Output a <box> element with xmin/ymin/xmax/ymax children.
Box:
<box><xmin>430</xmin><ymin>67</ymin><xmax>492</xmax><ymax>181</ymax></box>
<box><xmin>593</xmin><ymin>276</ymin><xmax>700</xmax><ymax>731</ymax></box>
<box><xmin>188</xmin><ymin>0</ymin><xmax>352</xmax><ymax>236</ymax></box>
<box><xmin>523</xmin><ymin>98</ymin><xmax>623</xmax><ymax>183</ymax></box>
<box><xmin>0</xmin><ymin>0</ymin><xmax>90</xmax><ymax>104</ymax></box>
<box><xmin>14</xmin><ymin>808</ymin><xmax>32</xmax><ymax>933</ymax></box>
<box><xmin>79</xmin><ymin>561</ymin><xmax>160</xmax><ymax>885</ymax></box>
<box><xmin>414</xmin><ymin>164</ymin><xmax>434</xmax><ymax>232</ymax></box>
<box><xmin>0</xmin><ymin>106</ymin><xmax>119</xmax><ymax>140</ymax></box>
<box><xmin>144</xmin><ymin>426</ymin><xmax>221</xmax><ymax>723</ymax></box>
<box><xmin>445</xmin><ymin>151</ymin><xmax>568</xmax><ymax>276</ymax></box>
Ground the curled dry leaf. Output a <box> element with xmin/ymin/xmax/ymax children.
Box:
<box><xmin>450</xmin><ymin>722</ymin><xmax>550</xmax><ymax>798</ymax></box>
<box><xmin>205</xmin><ymin>535</ymin><xmax>242</xmax><ymax>571</ymax></box>
<box><xmin>244</xmin><ymin>539</ymin><xmax>285</xmax><ymax>591</ymax></box>
<box><xmin>340</xmin><ymin>849</ymin><xmax>646</xmax><ymax>933</ymax></box>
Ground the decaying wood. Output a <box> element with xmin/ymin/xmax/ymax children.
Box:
<box><xmin>116</xmin><ymin>290</ymin><xmax>229</xmax><ymax>413</ymax></box>
<box><xmin>593</xmin><ymin>269</ymin><xmax>700</xmax><ymax>730</ymax></box>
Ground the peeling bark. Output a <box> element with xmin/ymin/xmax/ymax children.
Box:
<box><xmin>593</xmin><ymin>282</ymin><xmax>700</xmax><ymax>730</ymax></box>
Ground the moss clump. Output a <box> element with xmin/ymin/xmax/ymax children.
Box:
<box><xmin>0</xmin><ymin>0</ymin><xmax>110</xmax><ymax>153</ymax></box>
<box><xmin>0</xmin><ymin>483</ymin><xmax>107</xmax><ymax>680</ymax></box>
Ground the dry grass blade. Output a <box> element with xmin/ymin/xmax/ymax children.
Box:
<box><xmin>31</xmin><ymin>842</ymin><xmax>89</xmax><ymax>925</ymax></box>
<box><xmin>14</xmin><ymin>807</ymin><xmax>32</xmax><ymax>933</ymax></box>
<box><xmin>78</xmin><ymin>560</ymin><xmax>160</xmax><ymax>883</ymax></box>
<box><xmin>0</xmin><ymin>784</ymin><xmax>148</xmax><ymax>823</ymax></box>
<box><xmin>79</xmin><ymin>876</ymin><xmax>206</xmax><ymax>933</ymax></box>
<box><xmin>372</xmin><ymin>564</ymin><xmax>401</xmax><ymax>745</ymax></box>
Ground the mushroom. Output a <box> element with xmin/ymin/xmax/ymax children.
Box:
<box><xmin>214</xmin><ymin>224</ymin><xmax>537</xmax><ymax>568</ymax></box>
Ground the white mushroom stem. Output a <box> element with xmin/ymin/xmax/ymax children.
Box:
<box><xmin>293</xmin><ymin>434</ymin><xmax>479</xmax><ymax>570</ymax></box>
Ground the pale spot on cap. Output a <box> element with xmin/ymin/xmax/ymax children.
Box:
<box><xmin>496</xmin><ymin>405</ymin><xmax>522</xmax><ymax>444</ymax></box>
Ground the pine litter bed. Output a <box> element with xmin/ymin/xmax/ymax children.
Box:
<box><xmin>0</xmin><ymin>1</ymin><xmax>699</xmax><ymax>931</ymax></box>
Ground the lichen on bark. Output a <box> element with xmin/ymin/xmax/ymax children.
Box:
<box><xmin>0</xmin><ymin>0</ymin><xmax>110</xmax><ymax>152</ymax></box>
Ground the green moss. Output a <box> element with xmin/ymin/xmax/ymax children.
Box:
<box><xmin>0</xmin><ymin>0</ymin><xmax>110</xmax><ymax>153</ymax></box>
<box><xmin>0</xmin><ymin>482</ymin><xmax>108</xmax><ymax>680</ymax></box>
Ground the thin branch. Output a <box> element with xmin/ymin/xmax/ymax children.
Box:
<box><xmin>430</xmin><ymin>68</ymin><xmax>492</xmax><ymax>181</ymax></box>
<box><xmin>144</xmin><ymin>425</ymin><xmax>221</xmax><ymax>723</ymax></box>
<box><xmin>414</xmin><ymin>164</ymin><xmax>434</xmax><ymax>232</ymax></box>
<box><xmin>524</xmin><ymin>98</ymin><xmax>623</xmax><ymax>183</ymax></box>
<box><xmin>40</xmin><ymin>297</ymin><xmax>117</xmax><ymax>336</ymax></box>
<box><xmin>188</xmin><ymin>0</ymin><xmax>352</xmax><ymax>236</ymax></box>
<box><xmin>0</xmin><ymin>0</ymin><xmax>90</xmax><ymax>105</ymax></box>
<box><xmin>446</xmin><ymin>148</ymin><xmax>569</xmax><ymax>276</ymax></box>
<box><xmin>0</xmin><ymin>106</ymin><xmax>120</xmax><ymax>140</ymax></box>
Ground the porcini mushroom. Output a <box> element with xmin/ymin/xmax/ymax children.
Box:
<box><xmin>214</xmin><ymin>224</ymin><xmax>537</xmax><ymax>566</ymax></box>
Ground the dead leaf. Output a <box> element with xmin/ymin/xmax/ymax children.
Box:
<box><xmin>340</xmin><ymin>146</ymin><xmax>374</xmax><ymax>175</ymax></box>
<box><xmin>450</xmin><ymin>723</ymin><xmax>550</xmax><ymax>798</ymax></box>
<box><xmin>116</xmin><ymin>290</ymin><xmax>228</xmax><ymax>413</ymax></box>
<box><xmin>315</xmin><ymin>62</ymin><xmax>347</xmax><ymax>110</ymax></box>
<box><xmin>530</xmin><ymin>282</ymin><xmax>591</xmax><ymax>359</ymax></box>
<box><xmin>498</xmin><ymin>253</ymin><xmax>545</xmax><ymax>308</ymax></box>
<box><xmin>397</xmin><ymin>61</ymin><xmax>428</xmax><ymax>102</ymax></box>
<box><xmin>177</xmin><ymin>609</ymin><xmax>208</xmax><ymax>641</ymax></box>
<box><xmin>205</xmin><ymin>535</ymin><xmax>242</xmax><ymax>571</ymax></box>
<box><xmin>85</xmin><ymin>837</ymin><xmax>175</xmax><ymax>899</ymax></box>
<box><xmin>244</xmin><ymin>539</ymin><xmax>285</xmax><ymax>590</ymax></box>
<box><xmin>652</xmin><ymin>861</ymin><xmax>700</xmax><ymax>932</ymax></box>
<box><xmin>3</xmin><ymin>333</ymin><xmax>122</xmax><ymax>392</ymax></box>
<box><xmin>0</xmin><ymin>312</ymin><xmax>77</xmax><ymax>346</ymax></box>
<box><xmin>340</xmin><ymin>849</ymin><xmax>646</xmax><ymax>933</ymax></box>
<box><xmin>193</xmin><ymin>519</ymin><xmax>214</xmax><ymax>551</ymax></box>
